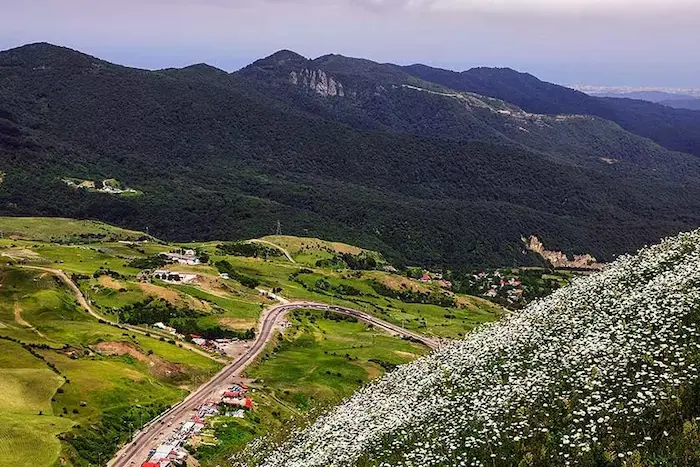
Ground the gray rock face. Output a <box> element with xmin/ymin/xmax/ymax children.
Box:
<box><xmin>289</xmin><ymin>69</ymin><xmax>345</xmax><ymax>97</ymax></box>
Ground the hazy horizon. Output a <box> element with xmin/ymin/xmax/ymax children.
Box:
<box><xmin>2</xmin><ymin>0</ymin><xmax>698</xmax><ymax>87</ymax></box>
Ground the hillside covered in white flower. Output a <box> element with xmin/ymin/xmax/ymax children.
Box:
<box><xmin>241</xmin><ymin>230</ymin><xmax>700</xmax><ymax>466</ymax></box>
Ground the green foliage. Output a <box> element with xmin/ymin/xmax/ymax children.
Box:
<box><xmin>215</xmin><ymin>261</ymin><xmax>260</xmax><ymax>289</ymax></box>
<box><xmin>117</xmin><ymin>298</ymin><xmax>200</xmax><ymax>326</ymax></box>
<box><xmin>2</xmin><ymin>44</ymin><xmax>700</xmax><ymax>269</ymax></box>
<box><xmin>370</xmin><ymin>280</ymin><xmax>456</xmax><ymax>307</ymax></box>
<box><xmin>218</xmin><ymin>242</ymin><xmax>283</xmax><ymax>259</ymax></box>
<box><xmin>404</xmin><ymin>64</ymin><xmax>700</xmax><ymax>157</ymax></box>
<box><xmin>127</xmin><ymin>254</ymin><xmax>170</xmax><ymax>270</ymax></box>
<box><xmin>315</xmin><ymin>253</ymin><xmax>377</xmax><ymax>271</ymax></box>
<box><xmin>62</xmin><ymin>402</ymin><xmax>168</xmax><ymax>465</ymax></box>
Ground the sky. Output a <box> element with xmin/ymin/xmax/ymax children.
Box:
<box><xmin>1</xmin><ymin>0</ymin><xmax>699</xmax><ymax>87</ymax></box>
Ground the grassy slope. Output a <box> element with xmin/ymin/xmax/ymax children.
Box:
<box><xmin>196</xmin><ymin>309</ymin><xmax>429</xmax><ymax>465</ymax></box>
<box><xmin>0</xmin><ymin>266</ymin><xmax>222</xmax><ymax>466</ymax></box>
<box><xmin>0</xmin><ymin>217</ymin><xmax>502</xmax><ymax>466</ymax></box>
<box><xmin>0</xmin><ymin>339</ymin><xmax>75</xmax><ymax>467</ymax></box>
<box><xmin>0</xmin><ymin>217</ymin><xmax>149</xmax><ymax>243</ymax></box>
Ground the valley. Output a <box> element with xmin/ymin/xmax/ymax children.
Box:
<box><xmin>0</xmin><ymin>217</ymin><xmax>503</xmax><ymax>467</ymax></box>
<box><xmin>0</xmin><ymin>36</ymin><xmax>699</xmax><ymax>467</ymax></box>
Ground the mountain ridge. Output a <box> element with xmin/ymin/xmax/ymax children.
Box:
<box><xmin>1</xmin><ymin>42</ymin><xmax>699</xmax><ymax>268</ymax></box>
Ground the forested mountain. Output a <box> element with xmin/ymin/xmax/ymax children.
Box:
<box><xmin>238</xmin><ymin>51</ymin><xmax>695</xmax><ymax>173</ymax></box>
<box><xmin>660</xmin><ymin>98</ymin><xmax>700</xmax><ymax>111</ymax></box>
<box><xmin>403</xmin><ymin>64</ymin><xmax>700</xmax><ymax>156</ymax></box>
<box><xmin>1</xmin><ymin>43</ymin><xmax>699</xmax><ymax>267</ymax></box>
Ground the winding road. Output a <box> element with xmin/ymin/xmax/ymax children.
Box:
<box><xmin>109</xmin><ymin>301</ymin><xmax>439</xmax><ymax>467</ymax></box>
<box><xmin>16</xmin><ymin>264</ymin><xmax>439</xmax><ymax>466</ymax></box>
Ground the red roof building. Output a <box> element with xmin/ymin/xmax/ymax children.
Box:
<box><xmin>142</xmin><ymin>463</ymin><xmax>160</xmax><ymax>467</ymax></box>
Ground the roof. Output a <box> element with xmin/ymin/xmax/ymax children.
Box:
<box><xmin>142</xmin><ymin>463</ymin><xmax>160</xmax><ymax>467</ymax></box>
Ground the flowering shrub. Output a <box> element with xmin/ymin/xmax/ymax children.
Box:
<box><xmin>242</xmin><ymin>231</ymin><xmax>700</xmax><ymax>466</ymax></box>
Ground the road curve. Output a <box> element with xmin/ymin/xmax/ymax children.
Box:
<box><xmin>249</xmin><ymin>239</ymin><xmax>296</xmax><ymax>263</ymax></box>
<box><xmin>110</xmin><ymin>300</ymin><xmax>439</xmax><ymax>467</ymax></box>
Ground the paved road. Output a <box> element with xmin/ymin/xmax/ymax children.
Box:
<box><xmin>110</xmin><ymin>300</ymin><xmax>439</xmax><ymax>467</ymax></box>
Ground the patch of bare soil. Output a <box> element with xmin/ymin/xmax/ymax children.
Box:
<box><xmin>330</xmin><ymin>242</ymin><xmax>363</xmax><ymax>255</ymax></box>
<box><xmin>13</xmin><ymin>301</ymin><xmax>32</xmax><ymax>328</ymax></box>
<box><xmin>1</xmin><ymin>248</ymin><xmax>40</xmax><ymax>259</ymax></box>
<box><xmin>98</xmin><ymin>275</ymin><xmax>124</xmax><ymax>290</ymax></box>
<box><xmin>394</xmin><ymin>350</ymin><xmax>420</xmax><ymax>359</ymax></box>
<box><xmin>369</xmin><ymin>272</ymin><xmax>432</xmax><ymax>294</ymax></box>
<box><xmin>139</xmin><ymin>282</ymin><xmax>211</xmax><ymax>313</ymax></box>
<box><xmin>139</xmin><ymin>282</ymin><xmax>181</xmax><ymax>303</ymax></box>
<box><xmin>95</xmin><ymin>341</ymin><xmax>186</xmax><ymax>379</ymax></box>
<box><xmin>195</xmin><ymin>275</ymin><xmax>231</xmax><ymax>297</ymax></box>
<box><xmin>219</xmin><ymin>317</ymin><xmax>256</xmax><ymax>330</ymax></box>
<box><xmin>13</xmin><ymin>301</ymin><xmax>47</xmax><ymax>338</ymax></box>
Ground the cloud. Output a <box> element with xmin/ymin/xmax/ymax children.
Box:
<box><xmin>258</xmin><ymin>0</ymin><xmax>700</xmax><ymax>17</ymax></box>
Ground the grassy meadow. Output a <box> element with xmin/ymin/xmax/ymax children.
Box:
<box><xmin>0</xmin><ymin>217</ymin><xmax>505</xmax><ymax>466</ymax></box>
<box><xmin>194</xmin><ymin>309</ymin><xmax>429</xmax><ymax>465</ymax></box>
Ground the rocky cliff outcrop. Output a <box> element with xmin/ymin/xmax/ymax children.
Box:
<box><xmin>289</xmin><ymin>69</ymin><xmax>346</xmax><ymax>97</ymax></box>
<box><xmin>525</xmin><ymin>235</ymin><xmax>602</xmax><ymax>269</ymax></box>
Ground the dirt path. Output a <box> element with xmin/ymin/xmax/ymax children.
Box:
<box><xmin>18</xmin><ymin>265</ymin><xmax>226</xmax><ymax>363</ymax></box>
<box><xmin>13</xmin><ymin>301</ymin><xmax>47</xmax><ymax>338</ymax></box>
<box><xmin>250</xmin><ymin>239</ymin><xmax>296</xmax><ymax>263</ymax></box>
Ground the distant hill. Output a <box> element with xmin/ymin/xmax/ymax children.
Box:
<box><xmin>660</xmin><ymin>98</ymin><xmax>700</xmax><ymax>111</ymax></box>
<box><xmin>403</xmin><ymin>64</ymin><xmax>700</xmax><ymax>157</ymax></box>
<box><xmin>239</xmin><ymin>53</ymin><xmax>690</xmax><ymax>172</ymax></box>
<box><xmin>1</xmin><ymin>43</ymin><xmax>700</xmax><ymax>268</ymax></box>
<box><xmin>588</xmin><ymin>90</ymin><xmax>697</xmax><ymax>102</ymax></box>
<box><xmin>584</xmin><ymin>91</ymin><xmax>700</xmax><ymax>111</ymax></box>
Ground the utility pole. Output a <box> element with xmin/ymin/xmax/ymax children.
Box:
<box><xmin>276</xmin><ymin>220</ymin><xmax>282</xmax><ymax>236</ymax></box>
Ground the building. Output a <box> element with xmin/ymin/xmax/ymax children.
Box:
<box><xmin>162</xmin><ymin>251</ymin><xmax>200</xmax><ymax>265</ymax></box>
<box><xmin>221</xmin><ymin>397</ymin><xmax>254</xmax><ymax>409</ymax></box>
<box><xmin>152</xmin><ymin>270</ymin><xmax>198</xmax><ymax>284</ymax></box>
<box><xmin>153</xmin><ymin>322</ymin><xmax>178</xmax><ymax>335</ymax></box>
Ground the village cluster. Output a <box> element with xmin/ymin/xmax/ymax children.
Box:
<box><xmin>468</xmin><ymin>271</ymin><xmax>523</xmax><ymax>302</ymax></box>
<box><xmin>142</xmin><ymin>384</ymin><xmax>254</xmax><ymax>467</ymax></box>
<box><xmin>382</xmin><ymin>265</ymin><xmax>453</xmax><ymax>289</ymax></box>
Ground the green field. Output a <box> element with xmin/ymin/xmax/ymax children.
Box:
<box><xmin>256</xmin><ymin>235</ymin><xmax>377</xmax><ymax>266</ymax></box>
<box><xmin>0</xmin><ymin>217</ymin><xmax>507</xmax><ymax>466</ymax></box>
<box><xmin>0</xmin><ymin>340</ymin><xmax>75</xmax><ymax>467</ymax></box>
<box><xmin>0</xmin><ymin>217</ymin><xmax>149</xmax><ymax>243</ymax></box>
<box><xmin>0</xmin><ymin>264</ymin><xmax>222</xmax><ymax>466</ymax></box>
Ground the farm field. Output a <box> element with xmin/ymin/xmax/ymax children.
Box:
<box><xmin>0</xmin><ymin>217</ymin><xmax>507</xmax><ymax>466</ymax></box>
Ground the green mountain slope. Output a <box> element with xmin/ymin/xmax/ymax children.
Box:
<box><xmin>239</xmin><ymin>51</ymin><xmax>695</xmax><ymax>173</ymax></box>
<box><xmin>402</xmin><ymin>63</ymin><xmax>700</xmax><ymax>157</ymax></box>
<box><xmin>1</xmin><ymin>43</ymin><xmax>700</xmax><ymax>267</ymax></box>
